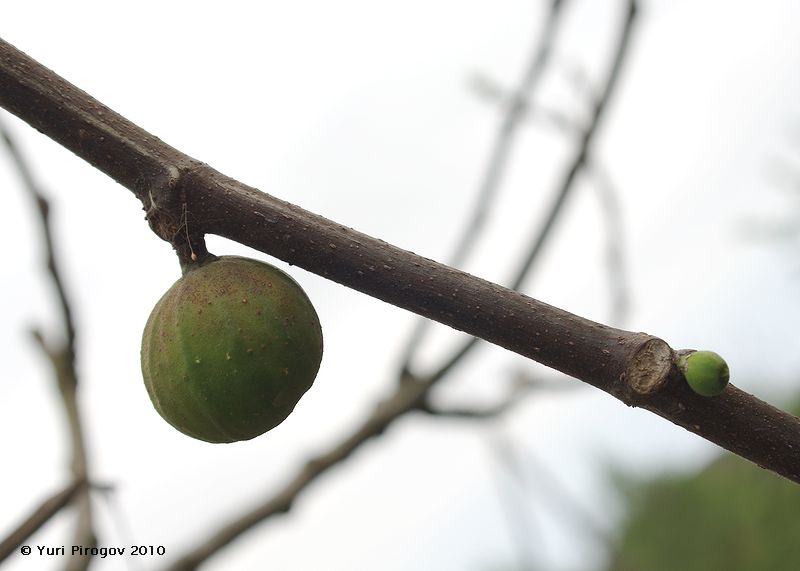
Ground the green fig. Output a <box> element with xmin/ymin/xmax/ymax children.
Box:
<box><xmin>677</xmin><ymin>350</ymin><xmax>729</xmax><ymax>397</ymax></box>
<box><xmin>141</xmin><ymin>256</ymin><xmax>323</xmax><ymax>443</ymax></box>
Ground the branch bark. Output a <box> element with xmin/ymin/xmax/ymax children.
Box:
<box><xmin>399</xmin><ymin>0</ymin><xmax>569</xmax><ymax>371</ymax></box>
<box><xmin>0</xmin><ymin>19</ymin><xmax>798</xmax><ymax>495</ymax></box>
<box><xmin>421</xmin><ymin>0</ymin><xmax>638</xmax><ymax>384</ymax></box>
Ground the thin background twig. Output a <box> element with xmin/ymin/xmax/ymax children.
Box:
<box><xmin>0</xmin><ymin>479</ymin><xmax>87</xmax><ymax>564</ymax></box>
<box><xmin>0</xmin><ymin>119</ymin><xmax>97</xmax><ymax>571</ymax></box>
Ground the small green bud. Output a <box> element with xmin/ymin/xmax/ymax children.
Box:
<box><xmin>677</xmin><ymin>350</ymin><xmax>730</xmax><ymax>397</ymax></box>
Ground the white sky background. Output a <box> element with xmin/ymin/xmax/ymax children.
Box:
<box><xmin>2</xmin><ymin>1</ymin><xmax>800</xmax><ymax>570</ymax></box>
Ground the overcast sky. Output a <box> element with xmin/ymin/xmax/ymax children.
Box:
<box><xmin>2</xmin><ymin>1</ymin><xmax>800</xmax><ymax>570</ymax></box>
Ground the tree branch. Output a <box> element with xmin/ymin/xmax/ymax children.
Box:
<box><xmin>0</xmin><ymin>479</ymin><xmax>87</xmax><ymax>564</ymax></box>
<box><xmin>417</xmin><ymin>370</ymin><xmax>538</xmax><ymax>419</ymax></box>
<box><xmin>489</xmin><ymin>432</ymin><xmax>614</xmax><ymax>554</ymax></box>
<box><xmin>589</xmin><ymin>160</ymin><xmax>630</xmax><ymax>325</ymax></box>
<box><xmin>511</xmin><ymin>0</ymin><xmax>636</xmax><ymax>294</ymax></box>
<box><xmin>165</xmin><ymin>374</ymin><xmax>431</xmax><ymax>571</ymax></box>
<box><xmin>399</xmin><ymin>0</ymin><xmax>568</xmax><ymax>373</ymax></box>
<box><xmin>418</xmin><ymin>398</ymin><xmax>517</xmax><ymax>420</ymax></box>
<box><xmin>1</xmin><ymin>119</ymin><xmax>97</xmax><ymax>570</ymax></box>
<box><xmin>422</xmin><ymin>0</ymin><xmax>639</xmax><ymax>384</ymax></box>
<box><xmin>0</xmin><ymin>3</ymin><xmax>799</xmax><ymax>491</ymax></box>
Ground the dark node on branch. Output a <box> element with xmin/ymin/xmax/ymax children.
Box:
<box><xmin>143</xmin><ymin>165</ymin><xmax>182</xmax><ymax>240</ymax></box>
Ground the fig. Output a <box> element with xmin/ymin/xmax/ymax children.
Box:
<box><xmin>677</xmin><ymin>350</ymin><xmax>729</xmax><ymax>397</ymax></box>
<box><xmin>141</xmin><ymin>256</ymin><xmax>323</xmax><ymax>443</ymax></box>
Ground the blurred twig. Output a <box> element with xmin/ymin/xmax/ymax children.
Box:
<box><xmin>0</xmin><ymin>119</ymin><xmax>97</xmax><ymax>570</ymax></box>
<box><xmin>417</xmin><ymin>372</ymin><xmax>534</xmax><ymax>419</ymax></box>
<box><xmin>165</xmin><ymin>373</ymin><xmax>431</xmax><ymax>571</ymax></box>
<box><xmin>470</xmin><ymin>73</ymin><xmax>583</xmax><ymax>136</ymax></box>
<box><xmin>489</xmin><ymin>431</ymin><xmax>614</xmax><ymax>555</ymax></box>
<box><xmin>510</xmin><ymin>0</ymin><xmax>637</xmax><ymax>294</ymax></box>
<box><xmin>0</xmin><ymin>479</ymin><xmax>87</xmax><ymax>564</ymax></box>
<box><xmin>94</xmin><ymin>485</ymin><xmax>145</xmax><ymax>571</ymax></box>
<box><xmin>166</xmin><ymin>372</ymin><xmax>543</xmax><ymax>570</ymax></box>
<box><xmin>740</xmin><ymin>130</ymin><xmax>800</xmax><ymax>268</ymax></box>
<box><xmin>589</xmin><ymin>161</ymin><xmax>630</xmax><ymax>325</ymax></box>
<box><xmin>421</xmin><ymin>374</ymin><xmax>594</xmax><ymax>569</ymax></box>
<box><xmin>488</xmin><ymin>435</ymin><xmax>541</xmax><ymax>571</ymax></box>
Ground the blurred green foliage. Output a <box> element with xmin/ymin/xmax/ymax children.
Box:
<box><xmin>606</xmin><ymin>400</ymin><xmax>800</xmax><ymax>571</ymax></box>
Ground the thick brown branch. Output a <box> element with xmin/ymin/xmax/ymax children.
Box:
<box><xmin>0</xmin><ymin>25</ymin><xmax>799</xmax><ymax>494</ymax></box>
<box><xmin>399</xmin><ymin>0</ymin><xmax>569</xmax><ymax>373</ymax></box>
<box><xmin>0</xmin><ymin>46</ymin><xmax>184</xmax><ymax>196</ymax></box>
<box><xmin>423</xmin><ymin>0</ymin><xmax>638</xmax><ymax>383</ymax></box>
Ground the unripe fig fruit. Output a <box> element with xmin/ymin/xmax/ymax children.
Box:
<box><xmin>677</xmin><ymin>350</ymin><xmax>729</xmax><ymax>397</ymax></box>
<box><xmin>141</xmin><ymin>256</ymin><xmax>323</xmax><ymax>443</ymax></box>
